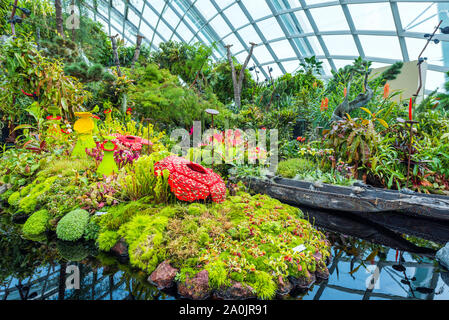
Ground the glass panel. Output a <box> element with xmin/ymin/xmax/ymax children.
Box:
<box><xmin>237</xmin><ymin>25</ymin><xmax>262</xmax><ymax>45</ymax></box>
<box><xmin>359</xmin><ymin>35</ymin><xmax>402</xmax><ymax>61</ymax></box>
<box><xmin>164</xmin><ymin>7</ymin><xmax>181</xmax><ymax>27</ymax></box>
<box><xmin>252</xmin><ymin>45</ymin><xmax>275</xmax><ymax>64</ymax></box>
<box><xmin>304</xmin><ymin>36</ymin><xmax>324</xmax><ymax>56</ymax></box>
<box><xmin>283</xmin><ymin>60</ymin><xmax>301</xmax><ymax>74</ymax></box>
<box><xmin>398</xmin><ymin>2</ymin><xmax>440</xmax><ymax>33</ymax></box>
<box><xmin>223</xmin><ymin>4</ymin><xmax>249</xmax><ymax>30</ymax></box>
<box><xmin>175</xmin><ymin>22</ymin><xmax>194</xmax><ymax>41</ymax></box>
<box><xmin>196</xmin><ymin>0</ymin><xmax>218</xmax><ymax>21</ymax></box>
<box><xmin>270</xmin><ymin>40</ymin><xmax>297</xmax><ymax>60</ymax></box>
<box><xmin>322</xmin><ymin>35</ymin><xmax>358</xmax><ymax>56</ymax></box>
<box><xmin>241</xmin><ymin>0</ymin><xmax>272</xmax><ymax>21</ymax></box>
<box><xmin>256</xmin><ymin>17</ymin><xmax>285</xmax><ymax>41</ymax></box>
<box><xmin>349</xmin><ymin>3</ymin><xmax>396</xmax><ymax>31</ymax></box>
<box><xmin>406</xmin><ymin>38</ymin><xmax>444</xmax><ymax>66</ymax></box>
<box><xmin>309</xmin><ymin>5</ymin><xmax>349</xmax><ymax>32</ymax></box>
<box><xmin>209</xmin><ymin>15</ymin><xmax>232</xmax><ymax>38</ymax></box>
<box><xmin>292</xmin><ymin>10</ymin><xmax>313</xmax><ymax>34</ymax></box>
<box><xmin>222</xmin><ymin>33</ymin><xmax>244</xmax><ymax>53</ymax></box>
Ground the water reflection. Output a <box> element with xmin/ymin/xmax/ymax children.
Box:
<box><xmin>1</xmin><ymin>213</ymin><xmax>449</xmax><ymax>300</ymax></box>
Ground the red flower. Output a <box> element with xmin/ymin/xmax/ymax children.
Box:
<box><xmin>296</xmin><ymin>136</ymin><xmax>306</xmax><ymax>143</ymax></box>
<box><xmin>46</xmin><ymin>115</ymin><xmax>62</xmax><ymax>121</ymax></box>
<box><xmin>61</xmin><ymin>129</ymin><xmax>70</xmax><ymax>134</ymax></box>
<box><xmin>154</xmin><ymin>156</ymin><xmax>226</xmax><ymax>203</ymax></box>
<box><xmin>104</xmin><ymin>109</ymin><xmax>112</xmax><ymax>114</ymax></box>
<box><xmin>92</xmin><ymin>115</ymin><xmax>100</xmax><ymax>120</ymax></box>
<box><xmin>126</xmin><ymin>107</ymin><xmax>133</xmax><ymax>115</ymax></box>
<box><xmin>100</xmin><ymin>140</ymin><xmax>118</xmax><ymax>152</ymax></box>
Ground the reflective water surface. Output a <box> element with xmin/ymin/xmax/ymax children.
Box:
<box><xmin>1</xmin><ymin>210</ymin><xmax>449</xmax><ymax>301</ymax></box>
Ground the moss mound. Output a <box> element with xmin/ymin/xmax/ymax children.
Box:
<box><xmin>97</xmin><ymin>192</ymin><xmax>331</xmax><ymax>299</ymax></box>
<box><xmin>277</xmin><ymin>158</ymin><xmax>316</xmax><ymax>179</ymax></box>
<box><xmin>56</xmin><ymin>209</ymin><xmax>90</xmax><ymax>242</ymax></box>
<box><xmin>22</xmin><ymin>209</ymin><xmax>50</xmax><ymax>236</ymax></box>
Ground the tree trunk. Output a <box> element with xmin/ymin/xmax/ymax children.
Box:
<box><xmin>55</xmin><ymin>0</ymin><xmax>64</xmax><ymax>38</ymax></box>
<box><xmin>225</xmin><ymin>43</ymin><xmax>257</xmax><ymax>109</ymax></box>
<box><xmin>10</xmin><ymin>0</ymin><xmax>18</xmax><ymax>36</ymax></box>
<box><xmin>131</xmin><ymin>35</ymin><xmax>144</xmax><ymax>69</ymax></box>
<box><xmin>110</xmin><ymin>35</ymin><xmax>122</xmax><ymax>77</ymax></box>
<box><xmin>71</xmin><ymin>0</ymin><xmax>75</xmax><ymax>41</ymax></box>
<box><xmin>332</xmin><ymin>73</ymin><xmax>374</xmax><ymax>121</ymax></box>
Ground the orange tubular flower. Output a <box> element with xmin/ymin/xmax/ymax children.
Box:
<box><xmin>324</xmin><ymin>97</ymin><xmax>329</xmax><ymax>110</ymax></box>
<box><xmin>383</xmin><ymin>83</ymin><xmax>390</xmax><ymax>99</ymax></box>
<box><xmin>344</xmin><ymin>87</ymin><xmax>347</xmax><ymax>97</ymax></box>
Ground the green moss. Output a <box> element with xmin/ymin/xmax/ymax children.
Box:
<box><xmin>38</xmin><ymin>159</ymin><xmax>93</xmax><ymax>179</ymax></box>
<box><xmin>246</xmin><ymin>271</ymin><xmax>277</xmax><ymax>300</ymax></box>
<box><xmin>97</xmin><ymin>230</ymin><xmax>120</xmax><ymax>251</ymax></box>
<box><xmin>17</xmin><ymin>176</ymin><xmax>58</xmax><ymax>213</ymax></box>
<box><xmin>205</xmin><ymin>261</ymin><xmax>230</xmax><ymax>289</ymax></box>
<box><xmin>277</xmin><ymin>158</ymin><xmax>316</xmax><ymax>178</ymax></box>
<box><xmin>187</xmin><ymin>203</ymin><xmax>208</xmax><ymax>216</ymax></box>
<box><xmin>94</xmin><ymin>192</ymin><xmax>331</xmax><ymax>300</ymax></box>
<box><xmin>7</xmin><ymin>191</ymin><xmax>20</xmax><ymax>207</ymax></box>
<box><xmin>0</xmin><ymin>189</ymin><xmax>14</xmax><ymax>202</ymax></box>
<box><xmin>84</xmin><ymin>220</ymin><xmax>100</xmax><ymax>241</ymax></box>
<box><xmin>22</xmin><ymin>209</ymin><xmax>50</xmax><ymax>236</ymax></box>
<box><xmin>56</xmin><ymin>209</ymin><xmax>90</xmax><ymax>241</ymax></box>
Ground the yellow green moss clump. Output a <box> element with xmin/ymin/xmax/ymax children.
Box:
<box><xmin>96</xmin><ymin>192</ymin><xmax>331</xmax><ymax>300</ymax></box>
<box><xmin>22</xmin><ymin>209</ymin><xmax>50</xmax><ymax>237</ymax></box>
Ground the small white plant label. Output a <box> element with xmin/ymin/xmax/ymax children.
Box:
<box><xmin>292</xmin><ymin>244</ymin><xmax>307</xmax><ymax>253</ymax></box>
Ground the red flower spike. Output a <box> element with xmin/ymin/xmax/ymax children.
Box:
<box><xmin>154</xmin><ymin>156</ymin><xmax>226</xmax><ymax>203</ymax></box>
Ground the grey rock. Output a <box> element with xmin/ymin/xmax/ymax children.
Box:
<box><xmin>436</xmin><ymin>242</ymin><xmax>449</xmax><ymax>271</ymax></box>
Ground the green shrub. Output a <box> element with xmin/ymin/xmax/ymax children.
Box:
<box><xmin>56</xmin><ymin>209</ymin><xmax>90</xmax><ymax>241</ymax></box>
<box><xmin>22</xmin><ymin>210</ymin><xmax>50</xmax><ymax>236</ymax></box>
<box><xmin>276</xmin><ymin>158</ymin><xmax>316</xmax><ymax>178</ymax></box>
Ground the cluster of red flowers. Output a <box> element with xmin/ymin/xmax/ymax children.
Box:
<box><xmin>296</xmin><ymin>136</ymin><xmax>306</xmax><ymax>143</ymax></box>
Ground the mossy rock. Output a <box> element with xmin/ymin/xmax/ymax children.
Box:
<box><xmin>56</xmin><ymin>209</ymin><xmax>90</xmax><ymax>242</ymax></box>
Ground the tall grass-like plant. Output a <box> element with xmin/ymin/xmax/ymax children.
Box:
<box><xmin>120</xmin><ymin>151</ymin><xmax>173</xmax><ymax>203</ymax></box>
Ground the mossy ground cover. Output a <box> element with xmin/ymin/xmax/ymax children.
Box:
<box><xmin>95</xmin><ymin>191</ymin><xmax>331</xmax><ymax>299</ymax></box>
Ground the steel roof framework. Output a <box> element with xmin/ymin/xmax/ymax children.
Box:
<box><xmin>77</xmin><ymin>0</ymin><xmax>449</xmax><ymax>88</ymax></box>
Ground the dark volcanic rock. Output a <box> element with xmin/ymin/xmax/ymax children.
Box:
<box><xmin>214</xmin><ymin>281</ymin><xmax>255</xmax><ymax>300</ymax></box>
<box><xmin>315</xmin><ymin>266</ymin><xmax>330</xmax><ymax>280</ymax></box>
<box><xmin>148</xmin><ymin>261</ymin><xmax>178</xmax><ymax>290</ymax></box>
<box><xmin>289</xmin><ymin>270</ymin><xmax>316</xmax><ymax>291</ymax></box>
<box><xmin>277</xmin><ymin>276</ymin><xmax>293</xmax><ymax>296</ymax></box>
<box><xmin>178</xmin><ymin>270</ymin><xmax>210</xmax><ymax>300</ymax></box>
<box><xmin>12</xmin><ymin>213</ymin><xmax>29</xmax><ymax>224</ymax></box>
<box><xmin>110</xmin><ymin>238</ymin><xmax>129</xmax><ymax>259</ymax></box>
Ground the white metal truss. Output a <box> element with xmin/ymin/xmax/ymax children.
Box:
<box><xmin>76</xmin><ymin>0</ymin><xmax>448</xmax><ymax>87</ymax></box>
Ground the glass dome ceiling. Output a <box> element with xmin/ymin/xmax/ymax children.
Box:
<box><xmin>78</xmin><ymin>0</ymin><xmax>449</xmax><ymax>92</ymax></box>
